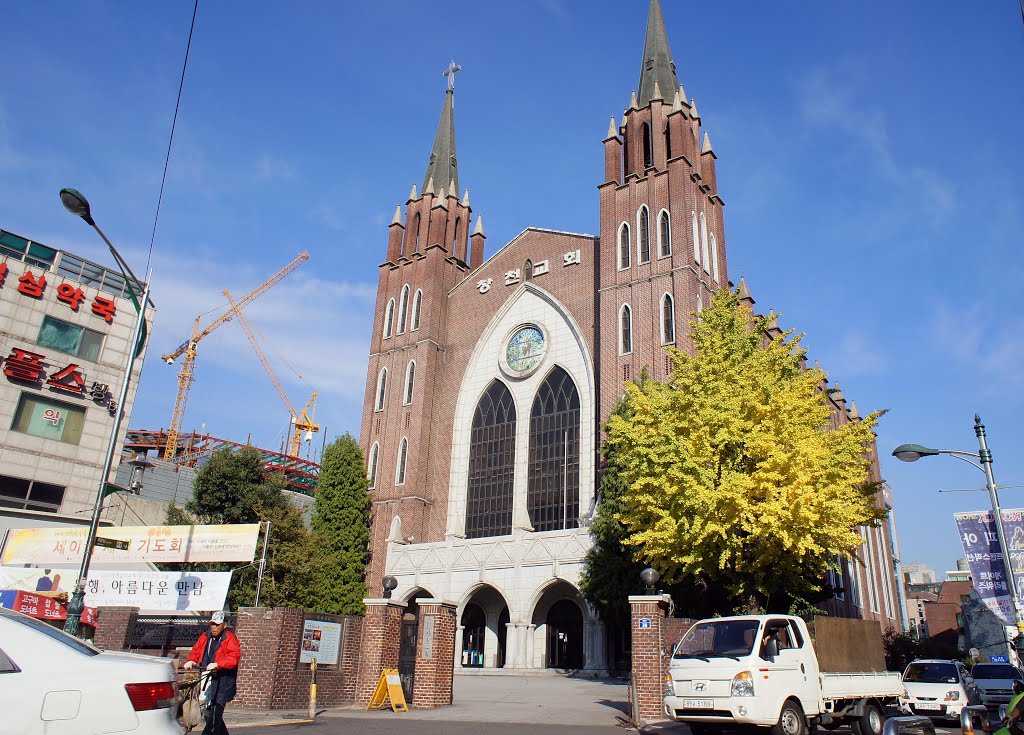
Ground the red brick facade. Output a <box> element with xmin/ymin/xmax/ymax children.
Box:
<box><xmin>411</xmin><ymin>599</ymin><xmax>458</xmax><ymax>708</ymax></box>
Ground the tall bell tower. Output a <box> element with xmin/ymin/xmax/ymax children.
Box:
<box><xmin>597</xmin><ymin>0</ymin><xmax>728</xmax><ymax>424</ymax></box>
<box><xmin>359</xmin><ymin>62</ymin><xmax>485</xmax><ymax>585</ymax></box>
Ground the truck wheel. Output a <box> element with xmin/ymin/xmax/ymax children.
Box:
<box><xmin>851</xmin><ymin>703</ymin><xmax>885</xmax><ymax>735</ymax></box>
<box><xmin>771</xmin><ymin>699</ymin><xmax>807</xmax><ymax>735</ymax></box>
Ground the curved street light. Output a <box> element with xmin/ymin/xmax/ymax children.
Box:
<box><xmin>892</xmin><ymin>414</ymin><xmax>1024</xmax><ymax>651</ymax></box>
<box><xmin>59</xmin><ymin>188</ymin><xmax>152</xmax><ymax>636</ymax></box>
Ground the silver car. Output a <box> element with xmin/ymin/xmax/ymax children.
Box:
<box><xmin>971</xmin><ymin>662</ymin><xmax>1024</xmax><ymax>708</ymax></box>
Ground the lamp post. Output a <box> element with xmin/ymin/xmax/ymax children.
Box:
<box><xmin>59</xmin><ymin>188</ymin><xmax>151</xmax><ymax>636</ymax></box>
<box><xmin>892</xmin><ymin>414</ymin><xmax>1024</xmax><ymax>652</ymax></box>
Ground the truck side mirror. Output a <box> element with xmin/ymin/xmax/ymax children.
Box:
<box><xmin>763</xmin><ymin>638</ymin><xmax>779</xmax><ymax>661</ymax></box>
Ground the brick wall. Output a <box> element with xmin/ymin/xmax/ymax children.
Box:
<box><xmin>93</xmin><ymin>606</ymin><xmax>139</xmax><ymax>650</ymax></box>
<box><xmin>232</xmin><ymin>606</ymin><xmax>361</xmax><ymax>710</ymax></box>
<box><xmin>354</xmin><ymin>599</ymin><xmax>406</xmax><ymax>705</ymax></box>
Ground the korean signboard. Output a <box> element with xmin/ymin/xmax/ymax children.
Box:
<box><xmin>0</xmin><ymin>524</ymin><xmax>260</xmax><ymax>565</ymax></box>
<box><xmin>954</xmin><ymin>509</ymin><xmax>1024</xmax><ymax>626</ymax></box>
<box><xmin>0</xmin><ymin>569</ymin><xmax>230</xmax><ymax>613</ymax></box>
<box><xmin>0</xmin><ymin>589</ymin><xmax>97</xmax><ymax>626</ymax></box>
<box><xmin>299</xmin><ymin>619</ymin><xmax>343</xmax><ymax>665</ymax></box>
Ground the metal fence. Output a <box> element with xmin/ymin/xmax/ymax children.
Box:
<box><xmin>126</xmin><ymin>614</ymin><xmax>237</xmax><ymax>650</ymax></box>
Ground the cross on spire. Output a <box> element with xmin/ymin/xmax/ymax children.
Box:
<box><xmin>443</xmin><ymin>60</ymin><xmax>461</xmax><ymax>91</ymax></box>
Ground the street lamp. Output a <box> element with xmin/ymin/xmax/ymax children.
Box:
<box><xmin>59</xmin><ymin>188</ymin><xmax>151</xmax><ymax>636</ymax></box>
<box><xmin>892</xmin><ymin>414</ymin><xmax>1024</xmax><ymax>651</ymax></box>
<box><xmin>640</xmin><ymin>568</ymin><xmax>660</xmax><ymax>594</ymax></box>
<box><xmin>382</xmin><ymin>576</ymin><xmax>398</xmax><ymax>599</ymax></box>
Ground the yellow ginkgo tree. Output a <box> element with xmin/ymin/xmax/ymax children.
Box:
<box><xmin>607</xmin><ymin>287</ymin><xmax>887</xmax><ymax>613</ymax></box>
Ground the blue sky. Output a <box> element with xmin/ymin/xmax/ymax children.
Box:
<box><xmin>1</xmin><ymin>2</ymin><xmax>1021</xmax><ymax>582</ymax></box>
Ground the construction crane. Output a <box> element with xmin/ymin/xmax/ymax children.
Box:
<box><xmin>160</xmin><ymin>251</ymin><xmax>310</xmax><ymax>460</ymax></box>
<box><xmin>224</xmin><ymin>289</ymin><xmax>320</xmax><ymax>458</ymax></box>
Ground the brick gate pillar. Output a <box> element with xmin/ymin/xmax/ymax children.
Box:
<box><xmin>411</xmin><ymin>599</ymin><xmax>457</xmax><ymax>708</ymax></box>
<box><xmin>354</xmin><ymin>598</ymin><xmax>406</xmax><ymax>706</ymax></box>
<box><xmin>629</xmin><ymin>594</ymin><xmax>671</xmax><ymax>723</ymax></box>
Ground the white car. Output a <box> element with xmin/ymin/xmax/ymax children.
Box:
<box><xmin>901</xmin><ymin>658</ymin><xmax>981</xmax><ymax>721</ymax></box>
<box><xmin>0</xmin><ymin>606</ymin><xmax>184</xmax><ymax>734</ymax></box>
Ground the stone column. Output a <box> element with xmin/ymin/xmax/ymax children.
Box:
<box><xmin>355</xmin><ymin>598</ymin><xmax>406</xmax><ymax>705</ymax></box>
<box><xmin>527</xmin><ymin>623</ymin><xmax>538</xmax><ymax>668</ymax></box>
<box><xmin>629</xmin><ymin>594</ymin><xmax>670</xmax><ymax>723</ymax></box>
<box><xmin>504</xmin><ymin>623</ymin><xmax>520</xmax><ymax>668</ymax></box>
<box><xmin>582</xmin><ymin>618</ymin><xmax>608</xmax><ymax>676</ymax></box>
<box><xmin>411</xmin><ymin>599</ymin><xmax>457</xmax><ymax>708</ymax></box>
<box><xmin>454</xmin><ymin>625</ymin><xmax>465</xmax><ymax>669</ymax></box>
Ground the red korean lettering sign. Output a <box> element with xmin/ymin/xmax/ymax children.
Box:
<box><xmin>56</xmin><ymin>283</ymin><xmax>86</xmax><ymax>310</ymax></box>
<box><xmin>2</xmin><ymin>349</ymin><xmax>45</xmax><ymax>383</ymax></box>
<box><xmin>47</xmin><ymin>364</ymin><xmax>85</xmax><ymax>394</ymax></box>
<box><xmin>17</xmin><ymin>270</ymin><xmax>46</xmax><ymax>298</ymax></box>
<box><xmin>91</xmin><ymin>295</ymin><xmax>116</xmax><ymax>323</ymax></box>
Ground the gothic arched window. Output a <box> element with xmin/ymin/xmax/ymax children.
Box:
<box><xmin>374</xmin><ymin>368</ymin><xmax>387</xmax><ymax>411</ymax></box>
<box><xmin>454</xmin><ymin>216</ymin><xmax>461</xmax><ymax>253</ymax></box>
<box><xmin>403</xmin><ymin>360</ymin><xmax>416</xmax><ymax>405</ymax></box>
<box><xmin>527</xmin><ymin>366</ymin><xmax>580</xmax><ymax>532</ymax></box>
<box><xmin>620</xmin><ymin>304</ymin><xmax>632</xmax><ymax>354</ymax></box>
<box><xmin>383</xmin><ymin>299</ymin><xmax>395</xmax><ymax>339</ymax></box>
<box><xmin>665</xmin><ymin>120</ymin><xmax>672</xmax><ymax>159</ymax></box>
<box><xmin>692</xmin><ymin>211</ymin><xmax>700</xmax><ymax>263</ymax></box>
<box><xmin>661</xmin><ymin>293</ymin><xmax>675</xmax><ymax>344</ymax></box>
<box><xmin>642</xmin><ymin>122</ymin><xmax>653</xmax><ymax>169</ymax></box>
<box><xmin>395</xmin><ymin>437</ymin><xmax>409</xmax><ymax>485</ymax></box>
<box><xmin>638</xmin><ymin>206</ymin><xmax>650</xmax><ymax>263</ymax></box>
<box><xmin>618</xmin><ymin>223</ymin><xmax>631</xmax><ymax>270</ymax></box>
<box><xmin>397</xmin><ymin>285</ymin><xmax>410</xmax><ymax>334</ymax></box>
<box><xmin>367</xmin><ymin>442</ymin><xmax>379</xmax><ymax>488</ymax></box>
<box><xmin>524</xmin><ymin>259</ymin><xmax>534</xmax><ymax>281</ymax></box>
<box><xmin>700</xmin><ymin>212</ymin><xmax>711</xmax><ymax>274</ymax></box>
<box><xmin>411</xmin><ymin>289</ymin><xmax>422</xmax><ymax>330</ymax></box>
<box><xmin>711</xmin><ymin>231</ymin><xmax>720</xmax><ymax>283</ymax></box>
<box><xmin>412</xmin><ymin>213</ymin><xmax>421</xmax><ymax>252</ymax></box>
<box><xmin>659</xmin><ymin>209</ymin><xmax>671</xmax><ymax>257</ymax></box>
<box><xmin>465</xmin><ymin>380</ymin><xmax>516</xmax><ymax>539</ymax></box>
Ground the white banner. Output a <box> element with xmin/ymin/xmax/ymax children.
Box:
<box><xmin>0</xmin><ymin>567</ymin><xmax>232</xmax><ymax>613</ymax></box>
<box><xmin>1</xmin><ymin>524</ymin><xmax>260</xmax><ymax>565</ymax></box>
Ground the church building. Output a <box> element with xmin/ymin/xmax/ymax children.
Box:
<box><xmin>359</xmin><ymin>0</ymin><xmax>901</xmax><ymax>676</ymax></box>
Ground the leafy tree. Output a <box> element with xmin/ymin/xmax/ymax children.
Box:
<box><xmin>306</xmin><ymin>434</ymin><xmax>371</xmax><ymax>615</ymax></box>
<box><xmin>166</xmin><ymin>447</ymin><xmax>321</xmax><ymax>610</ymax></box>
<box><xmin>607</xmin><ymin>287</ymin><xmax>887</xmax><ymax>613</ymax></box>
<box><xmin>883</xmin><ymin>626</ymin><xmax>924</xmax><ymax>672</ymax></box>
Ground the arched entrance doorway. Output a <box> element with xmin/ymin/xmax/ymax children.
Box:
<box><xmin>459</xmin><ymin>584</ymin><xmax>510</xmax><ymax>669</ymax></box>
<box><xmin>399</xmin><ymin>589</ymin><xmax>432</xmax><ymax>701</ymax></box>
<box><xmin>546</xmin><ymin>599</ymin><xmax>583</xmax><ymax>669</ymax></box>
<box><xmin>461</xmin><ymin>604</ymin><xmax>486</xmax><ymax>667</ymax></box>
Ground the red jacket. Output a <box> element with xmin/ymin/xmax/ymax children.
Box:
<box><xmin>187</xmin><ymin>629</ymin><xmax>241</xmax><ymax>670</ymax></box>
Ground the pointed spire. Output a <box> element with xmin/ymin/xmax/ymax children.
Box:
<box><xmin>671</xmin><ymin>90</ymin><xmax>682</xmax><ymax>112</ymax></box>
<box><xmin>737</xmin><ymin>276</ymin><xmax>754</xmax><ymax>303</ymax></box>
<box><xmin>849</xmin><ymin>401</ymin><xmax>861</xmax><ymax>420</ymax></box>
<box><xmin>678</xmin><ymin>84</ymin><xmax>688</xmax><ymax>105</ymax></box>
<box><xmin>391</xmin><ymin>205</ymin><xmax>402</xmax><ymax>225</ymax></box>
<box><xmin>630</xmin><ymin>90</ymin><xmax>639</xmax><ymax>110</ymax></box>
<box><xmin>701</xmin><ymin>131</ymin><xmax>714</xmax><ymax>155</ymax></box>
<box><xmin>606</xmin><ymin>116</ymin><xmax>619</xmax><ymax>140</ymax></box>
<box><xmin>461</xmin><ymin>189</ymin><xmax>470</xmax><ymax>207</ymax></box>
<box><xmin>422</xmin><ymin>67</ymin><xmax>460</xmax><ymax>196</ymax></box>
<box><xmin>448</xmin><ymin>178</ymin><xmax>457</xmax><ymax>197</ymax></box>
<box><xmin>425</xmin><ymin>175</ymin><xmax>435</xmax><ymax>196</ymax></box>
<box><xmin>832</xmin><ymin>382</ymin><xmax>845</xmax><ymax>404</ymax></box>
<box><xmin>620</xmin><ymin>112</ymin><xmax>628</xmax><ymax>129</ymax></box>
<box><xmin>433</xmin><ymin>186</ymin><xmax>448</xmax><ymax>208</ymax></box>
<box><xmin>409</xmin><ymin>184</ymin><xmax>418</xmax><ymax>200</ymax></box>
<box><xmin>637</xmin><ymin>0</ymin><xmax>679</xmax><ymax>107</ymax></box>
<box><xmin>652</xmin><ymin>80</ymin><xmax>663</xmax><ymax>101</ymax></box>
<box><xmin>473</xmin><ymin>215</ymin><xmax>484</xmax><ymax>236</ymax></box>
<box><xmin>690</xmin><ymin>99</ymin><xmax>700</xmax><ymax>120</ymax></box>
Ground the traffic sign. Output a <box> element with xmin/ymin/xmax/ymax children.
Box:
<box><xmin>94</xmin><ymin>537</ymin><xmax>129</xmax><ymax>551</ymax></box>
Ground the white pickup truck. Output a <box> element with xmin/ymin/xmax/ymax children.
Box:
<box><xmin>664</xmin><ymin>615</ymin><xmax>904</xmax><ymax>735</ymax></box>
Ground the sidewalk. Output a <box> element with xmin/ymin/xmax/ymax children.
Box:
<box><xmin>222</xmin><ymin>673</ymin><xmax>682</xmax><ymax>729</ymax></box>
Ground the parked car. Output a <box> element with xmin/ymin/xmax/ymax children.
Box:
<box><xmin>900</xmin><ymin>659</ymin><xmax>982</xmax><ymax>721</ymax></box>
<box><xmin>971</xmin><ymin>662</ymin><xmax>1024</xmax><ymax>708</ymax></box>
<box><xmin>0</xmin><ymin>606</ymin><xmax>183</xmax><ymax>734</ymax></box>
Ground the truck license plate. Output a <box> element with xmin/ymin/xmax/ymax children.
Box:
<box><xmin>915</xmin><ymin>703</ymin><xmax>942</xmax><ymax>711</ymax></box>
<box><xmin>684</xmin><ymin>699</ymin><xmax>714</xmax><ymax>709</ymax></box>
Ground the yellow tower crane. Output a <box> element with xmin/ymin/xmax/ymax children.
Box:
<box><xmin>223</xmin><ymin>289</ymin><xmax>320</xmax><ymax>458</ymax></box>
<box><xmin>160</xmin><ymin>251</ymin><xmax>310</xmax><ymax>460</ymax></box>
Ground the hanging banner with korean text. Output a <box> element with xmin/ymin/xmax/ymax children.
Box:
<box><xmin>0</xmin><ymin>589</ymin><xmax>97</xmax><ymax>626</ymax></box>
<box><xmin>0</xmin><ymin>569</ymin><xmax>230</xmax><ymax>613</ymax></box>
<box><xmin>0</xmin><ymin>524</ymin><xmax>260</xmax><ymax>565</ymax></box>
<box><xmin>954</xmin><ymin>510</ymin><xmax>1024</xmax><ymax>626</ymax></box>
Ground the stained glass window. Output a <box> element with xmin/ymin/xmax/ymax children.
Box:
<box><xmin>527</xmin><ymin>367</ymin><xmax>580</xmax><ymax>532</ymax></box>
<box><xmin>465</xmin><ymin>380</ymin><xmax>516</xmax><ymax>539</ymax></box>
